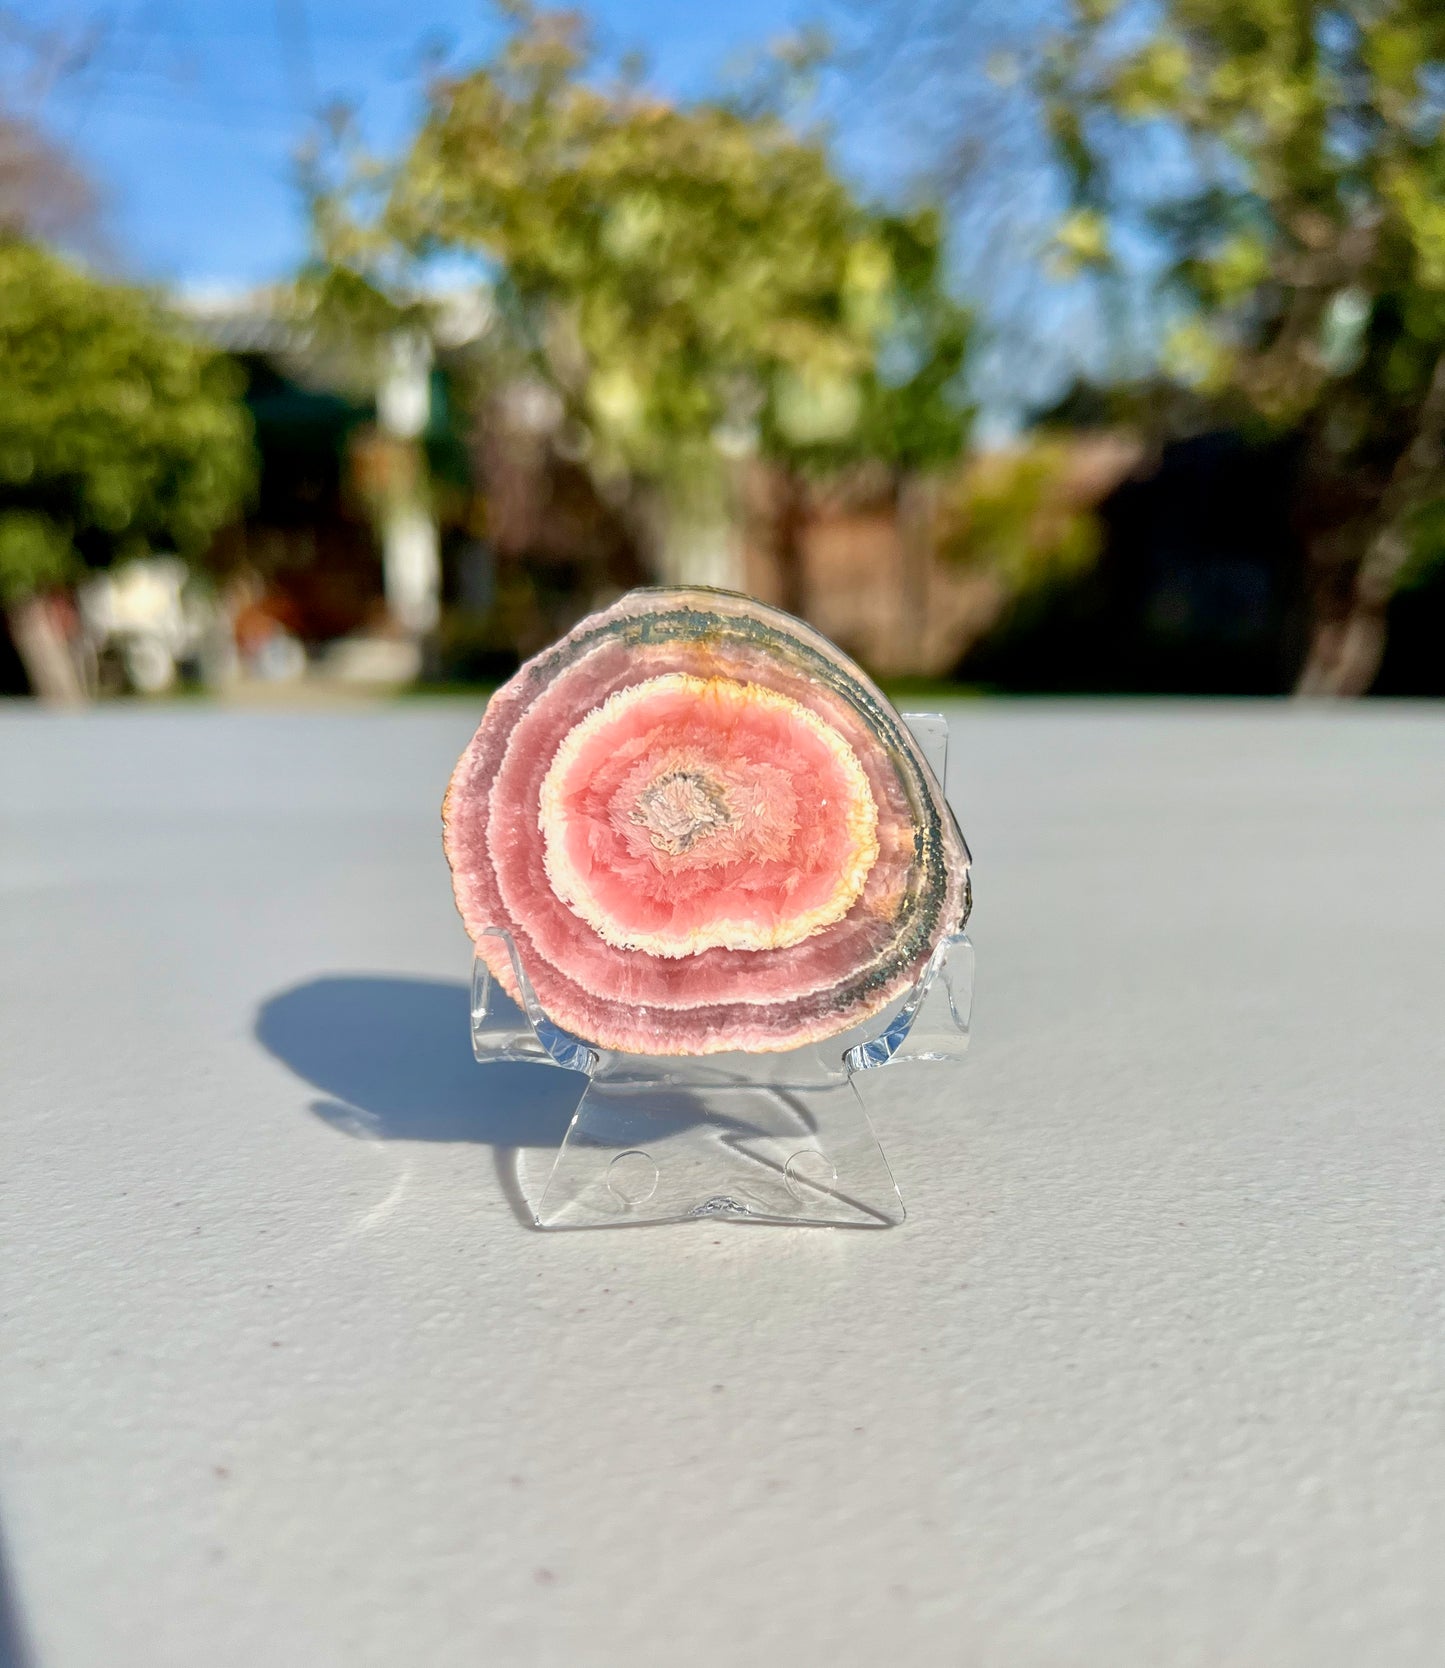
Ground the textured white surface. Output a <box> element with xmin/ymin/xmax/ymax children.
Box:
<box><xmin>3</xmin><ymin>702</ymin><xmax>1445</xmax><ymax>1667</ymax></box>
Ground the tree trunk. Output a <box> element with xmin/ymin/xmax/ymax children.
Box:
<box><xmin>772</xmin><ymin>467</ymin><xmax>809</xmax><ymax>621</ymax></box>
<box><xmin>1295</xmin><ymin>351</ymin><xmax>1445</xmax><ymax>697</ymax></box>
<box><xmin>1295</xmin><ymin>600</ymin><xmax>1388</xmax><ymax>697</ymax></box>
<box><xmin>621</xmin><ymin>480</ymin><xmax>743</xmax><ymax>592</ymax></box>
<box><xmin>1295</xmin><ymin>521</ymin><xmax>1406</xmax><ymax>698</ymax></box>
<box><xmin>895</xmin><ymin>471</ymin><xmax>934</xmax><ymax>674</ymax></box>
<box><xmin>6</xmin><ymin>595</ymin><xmax>87</xmax><ymax>705</ymax></box>
<box><xmin>659</xmin><ymin>512</ymin><xmax>743</xmax><ymax>590</ymax></box>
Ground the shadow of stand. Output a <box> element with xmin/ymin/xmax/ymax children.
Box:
<box><xmin>466</xmin><ymin>927</ymin><xmax>973</xmax><ymax>1229</ymax></box>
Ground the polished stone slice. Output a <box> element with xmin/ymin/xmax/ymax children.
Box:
<box><xmin>443</xmin><ymin>587</ymin><xmax>971</xmax><ymax>1055</ymax></box>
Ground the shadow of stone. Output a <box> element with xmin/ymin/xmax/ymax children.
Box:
<box><xmin>256</xmin><ymin>975</ymin><xmax>589</xmax><ymax>1148</ymax></box>
<box><xmin>256</xmin><ymin>974</ymin><xmax>751</xmax><ymax>1227</ymax></box>
<box><xmin>255</xmin><ymin>974</ymin><xmax>592</xmax><ymax>1226</ymax></box>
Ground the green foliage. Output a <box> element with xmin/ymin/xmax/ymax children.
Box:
<box><xmin>0</xmin><ymin>239</ymin><xmax>255</xmax><ymax>604</ymax></box>
<box><xmin>1040</xmin><ymin>0</ymin><xmax>1445</xmax><ymax>507</ymax></box>
<box><xmin>934</xmin><ymin>438</ymin><xmax>1103</xmax><ymax>594</ymax></box>
<box><xmin>1399</xmin><ymin>495</ymin><xmax>1445</xmax><ymax>591</ymax></box>
<box><xmin>1049</xmin><ymin>208</ymin><xmax>1112</xmax><ymax>277</ymax></box>
<box><xmin>765</xmin><ymin>209</ymin><xmax>974</xmax><ymax>475</ymax></box>
<box><xmin>0</xmin><ymin>509</ymin><xmax>72</xmax><ymax>603</ymax></box>
<box><xmin>312</xmin><ymin>3</ymin><xmax>970</xmax><ymax>497</ymax></box>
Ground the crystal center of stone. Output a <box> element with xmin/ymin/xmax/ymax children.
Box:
<box><xmin>630</xmin><ymin>771</ymin><xmax>732</xmax><ymax>855</ymax></box>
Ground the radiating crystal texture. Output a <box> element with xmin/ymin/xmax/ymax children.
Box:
<box><xmin>443</xmin><ymin>587</ymin><xmax>971</xmax><ymax>1055</ymax></box>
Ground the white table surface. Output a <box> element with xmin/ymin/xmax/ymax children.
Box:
<box><xmin>4</xmin><ymin>701</ymin><xmax>1445</xmax><ymax>1667</ymax></box>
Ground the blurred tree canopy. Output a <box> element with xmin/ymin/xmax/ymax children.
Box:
<box><xmin>1040</xmin><ymin>0</ymin><xmax>1445</xmax><ymax>693</ymax></box>
<box><xmin>309</xmin><ymin>2</ymin><xmax>971</xmax><ymax>603</ymax></box>
<box><xmin>0</xmin><ymin>239</ymin><xmax>254</xmax><ymax>608</ymax></box>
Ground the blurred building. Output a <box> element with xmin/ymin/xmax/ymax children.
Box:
<box><xmin>737</xmin><ymin>467</ymin><xmax>1014</xmax><ymax>680</ymax></box>
<box><xmin>12</xmin><ymin>282</ymin><xmax>1435</xmax><ymax>699</ymax></box>
<box><xmin>185</xmin><ymin>289</ymin><xmax>388</xmax><ymax>678</ymax></box>
<box><xmin>184</xmin><ymin>287</ymin><xmax>499</xmax><ymax>688</ymax></box>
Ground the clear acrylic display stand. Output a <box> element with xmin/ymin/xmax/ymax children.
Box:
<box><xmin>470</xmin><ymin>714</ymin><xmax>973</xmax><ymax>1229</ymax></box>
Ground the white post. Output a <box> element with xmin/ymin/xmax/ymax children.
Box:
<box><xmin>377</xmin><ymin>330</ymin><xmax>440</xmax><ymax>635</ymax></box>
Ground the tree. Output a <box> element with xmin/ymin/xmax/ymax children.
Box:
<box><xmin>310</xmin><ymin>3</ymin><xmax>970</xmax><ymax>613</ymax></box>
<box><xmin>0</xmin><ymin>112</ymin><xmax>96</xmax><ymax>247</ymax></box>
<box><xmin>1038</xmin><ymin>0</ymin><xmax>1445</xmax><ymax>693</ymax></box>
<box><xmin>0</xmin><ymin>7</ymin><xmax>104</xmax><ymax>249</ymax></box>
<box><xmin>0</xmin><ymin>239</ymin><xmax>255</xmax><ymax>698</ymax></box>
<box><xmin>757</xmin><ymin>207</ymin><xmax>973</xmax><ymax>619</ymax></box>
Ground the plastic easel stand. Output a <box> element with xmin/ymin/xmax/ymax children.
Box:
<box><xmin>468</xmin><ymin>714</ymin><xmax>973</xmax><ymax>1230</ymax></box>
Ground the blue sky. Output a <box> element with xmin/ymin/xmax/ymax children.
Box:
<box><xmin>23</xmin><ymin>0</ymin><xmax>840</xmax><ymax>287</ymax></box>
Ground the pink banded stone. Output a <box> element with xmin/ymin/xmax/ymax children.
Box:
<box><xmin>443</xmin><ymin>588</ymin><xmax>972</xmax><ymax>1055</ymax></box>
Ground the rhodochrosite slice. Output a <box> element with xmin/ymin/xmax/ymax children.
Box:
<box><xmin>443</xmin><ymin>588</ymin><xmax>971</xmax><ymax>1055</ymax></box>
